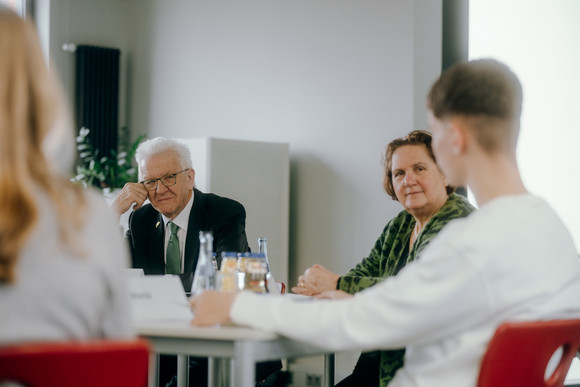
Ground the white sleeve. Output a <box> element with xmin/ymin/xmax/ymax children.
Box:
<box><xmin>231</xmin><ymin>237</ymin><xmax>489</xmax><ymax>352</ymax></box>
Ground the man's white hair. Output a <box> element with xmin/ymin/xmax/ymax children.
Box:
<box><xmin>135</xmin><ymin>137</ymin><xmax>192</xmax><ymax>178</ymax></box>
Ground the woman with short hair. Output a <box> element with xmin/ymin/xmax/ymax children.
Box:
<box><xmin>293</xmin><ymin>130</ymin><xmax>475</xmax><ymax>386</ymax></box>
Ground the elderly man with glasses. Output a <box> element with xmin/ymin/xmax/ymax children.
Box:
<box><xmin>111</xmin><ymin>137</ymin><xmax>283</xmax><ymax>387</ymax></box>
<box><xmin>112</xmin><ymin>136</ymin><xmax>250</xmax><ymax>292</ymax></box>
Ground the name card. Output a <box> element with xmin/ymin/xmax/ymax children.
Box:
<box><xmin>128</xmin><ymin>275</ymin><xmax>193</xmax><ymax>322</ymax></box>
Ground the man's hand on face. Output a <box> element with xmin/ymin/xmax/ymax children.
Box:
<box><xmin>111</xmin><ymin>182</ymin><xmax>149</xmax><ymax>216</ymax></box>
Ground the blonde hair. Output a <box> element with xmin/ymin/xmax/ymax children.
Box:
<box><xmin>0</xmin><ymin>7</ymin><xmax>87</xmax><ymax>283</ymax></box>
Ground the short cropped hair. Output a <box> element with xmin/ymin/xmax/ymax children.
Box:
<box><xmin>135</xmin><ymin>137</ymin><xmax>193</xmax><ymax>179</ymax></box>
<box><xmin>427</xmin><ymin>59</ymin><xmax>523</xmax><ymax>153</ymax></box>
<box><xmin>383</xmin><ymin>130</ymin><xmax>454</xmax><ymax>201</ymax></box>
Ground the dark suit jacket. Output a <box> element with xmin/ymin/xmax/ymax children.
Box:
<box><xmin>126</xmin><ymin>188</ymin><xmax>250</xmax><ymax>292</ymax></box>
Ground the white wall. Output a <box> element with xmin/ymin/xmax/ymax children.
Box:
<box><xmin>469</xmin><ymin>0</ymin><xmax>580</xmax><ymax>251</ymax></box>
<box><xmin>45</xmin><ymin>0</ymin><xmax>443</xmax><ymax>282</ymax></box>
<box><xmin>413</xmin><ymin>0</ymin><xmax>443</xmax><ymax>130</ymax></box>
<box><xmin>126</xmin><ymin>0</ymin><xmax>442</xmax><ymax>283</ymax></box>
<box><xmin>44</xmin><ymin>0</ymin><xmax>445</xmax><ymax>278</ymax></box>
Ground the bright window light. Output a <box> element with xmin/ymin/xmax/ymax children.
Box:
<box><xmin>469</xmin><ymin>0</ymin><xmax>580</xmax><ymax>251</ymax></box>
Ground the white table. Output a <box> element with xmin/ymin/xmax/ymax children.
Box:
<box><xmin>136</xmin><ymin>320</ymin><xmax>335</xmax><ymax>387</ymax></box>
<box><xmin>565</xmin><ymin>357</ymin><xmax>580</xmax><ymax>386</ymax></box>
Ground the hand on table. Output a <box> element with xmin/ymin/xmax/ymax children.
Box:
<box><xmin>291</xmin><ymin>264</ymin><xmax>340</xmax><ymax>296</ymax></box>
<box><xmin>111</xmin><ymin>182</ymin><xmax>148</xmax><ymax>216</ymax></box>
<box><xmin>190</xmin><ymin>291</ymin><xmax>238</xmax><ymax>326</ymax></box>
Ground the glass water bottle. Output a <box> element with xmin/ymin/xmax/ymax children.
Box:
<box><xmin>191</xmin><ymin>231</ymin><xmax>216</xmax><ymax>296</ymax></box>
<box><xmin>243</xmin><ymin>252</ymin><xmax>269</xmax><ymax>293</ymax></box>
<box><xmin>258</xmin><ymin>236</ymin><xmax>280</xmax><ymax>294</ymax></box>
<box><xmin>257</xmin><ymin>237</ymin><xmax>270</xmax><ymax>272</ymax></box>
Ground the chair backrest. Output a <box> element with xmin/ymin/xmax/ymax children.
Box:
<box><xmin>0</xmin><ymin>338</ymin><xmax>150</xmax><ymax>387</ymax></box>
<box><xmin>477</xmin><ymin>319</ymin><xmax>580</xmax><ymax>387</ymax></box>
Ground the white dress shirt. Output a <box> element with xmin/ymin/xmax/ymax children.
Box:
<box><xmin>162</xmin><ymin>192</ymin><xmax>194</xmax><ymax>273</ymax></box>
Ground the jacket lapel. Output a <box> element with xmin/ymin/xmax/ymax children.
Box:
<box><xmin>149</xmin><ymin>212</ymin><xmax>166</xmax><ymax>274</ymax></box>
<box><xmin>183</xmin><ymin>189</ymin><xmax>205</xmax><ymax>273</ymax></box>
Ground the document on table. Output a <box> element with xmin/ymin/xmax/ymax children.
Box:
<box><xmin>128</xmin><ymin>275</ymin><xmax>193</xmax><ymax>322</ymax></box>
<box><xmin>126</xmin><ymin>268</ymin><xmax>144</xmax><ymax>277</ymax></box>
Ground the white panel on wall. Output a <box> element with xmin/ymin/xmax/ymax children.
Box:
<box><xmin>187</xmin><ymin>137</ymin><xmax>211</xmax><ymax>191</ymax></box>
<box><xmin>184</xmin><ymin>138</ymin><xmax>290</xmax><ymax>284</ymax></box>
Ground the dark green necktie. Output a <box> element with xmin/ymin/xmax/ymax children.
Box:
<box><xmin>166</xmin><ymin>221</ymin><xmax>181</xmax><ymax>274</ymax></box>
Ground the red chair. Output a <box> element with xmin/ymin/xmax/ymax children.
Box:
<box><xmin>0</xmin><ymin>338</ymin><xmax>150</xmax><ymax>387</ymax></box>
<box><xmin>477</xmin><ymin>319</ymin><xmax>580</xmax><ymax>387</ymax></box>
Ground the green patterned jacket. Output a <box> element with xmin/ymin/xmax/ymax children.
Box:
<box><xmin>336</xmin><ymin>193</ymin><xmax>475</xmax><ymax>386</ymax></box>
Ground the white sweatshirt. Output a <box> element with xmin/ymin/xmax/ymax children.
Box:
<box><xmin>231</xmin><ymin>195</ymin><xmax>580</xmax><ymax>387</ymax></box>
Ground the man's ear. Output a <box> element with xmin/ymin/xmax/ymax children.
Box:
<box><xmin>448</xmin><ymin>117</ymin><xmax>468</xmax><ymax>156</ymax></box>
<box><xmin>186</xmin><ymin>168</ymin><xmax>196</xmax><ymax>189</ymax></box>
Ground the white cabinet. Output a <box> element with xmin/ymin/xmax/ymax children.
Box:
<box><xmin>184</xmin><ymin>137</ymin><xmax>290</xmax><ymax>284</ymax></box>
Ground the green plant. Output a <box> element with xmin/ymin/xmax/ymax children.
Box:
<box><xmin>71</xmin><ymin>127</ymin><xmax>146</xmax><ymax>190</ymax></box>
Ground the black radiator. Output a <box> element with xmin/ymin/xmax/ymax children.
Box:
<box><xmin>74</xmin><ymin>45</ymin><xmax>120</xmax><ymax>158</ymax></box>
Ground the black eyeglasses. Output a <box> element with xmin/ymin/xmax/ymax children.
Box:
<box><xmin>140</xmin><ymin>168</ymin><xmax>189</xmax><ymax>191</ymax></box>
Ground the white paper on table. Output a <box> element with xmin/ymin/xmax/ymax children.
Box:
<box><xmin>566</xmin><ymin>357</ymin><xmax>580</xmax><ymax>384</ymax></box>
<box><xmin>126</xmin><ymin>268</ymin><xmax>144</xmax><ymax>277</ymax></box>
<box><xmin>128</xmin><ymin>275</ymin><xmax>193</xmax><ymax>322</ymax></box>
